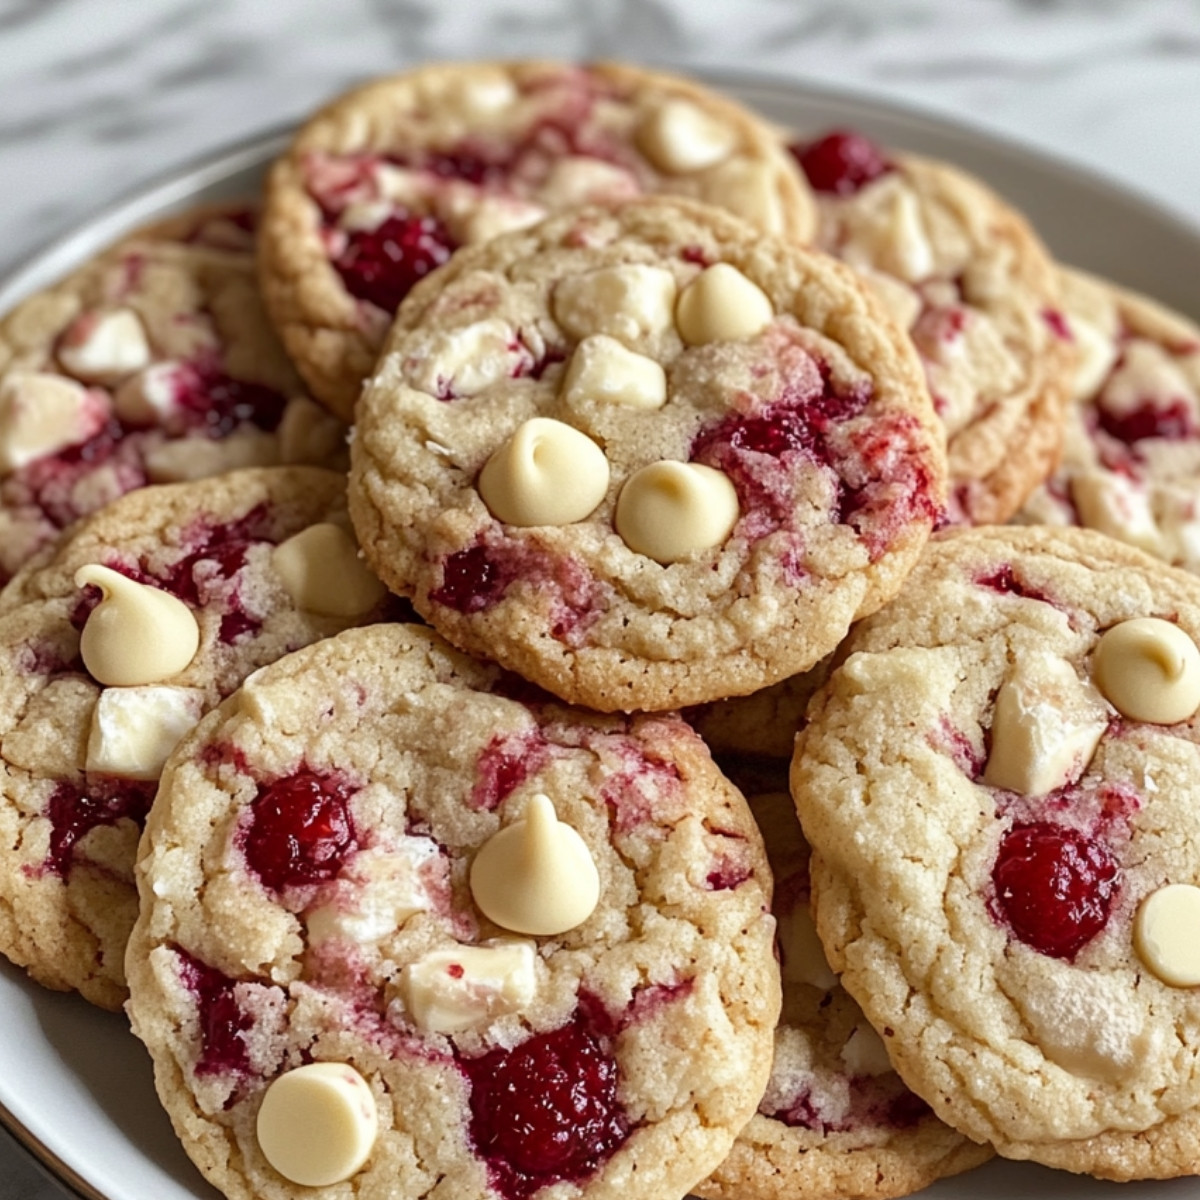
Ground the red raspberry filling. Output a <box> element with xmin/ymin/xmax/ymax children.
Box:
<box><xmin>242</xmin><ymin>770</ymin><xmax>360</xmax><ymax>896</ymax></box>
<box><xmin>333</xmin><ymin>211</ymin><xmax>456</xmax><ymax>314</ymax></box>
<box><xmin>991</xmin><ymin>822</ymin><xmax>1120</xmax><ymax>960</ymax></box>
<box><xmin>471</xmin><ymin>731</ymin><xmax>551</xmax><ymax>811</ymax></box>
<box><xmin>974</xmin><ymin>563</ymin><xmax>1058</xmax><ymax>607</ymax></box>
<box><xmin>166</xmin><ymin>361</ymin><xmax>289</xmax><ymax>437</ymax></box>
<box><xmin>33</xmin><ymin>777</ymin><xmax>157</xmax><ymax>878</ymax></box>
<box><xmin>176</xmin><ymin>951</ymin><xmax>253</xmax><ymax>1077</ymax></box>
<box><xmin>769</xmin><ymin>1075</ymin><xmax>931</xmax><ymax>1133</ymax></box>
<box><xmin>789</xmin><ymin>130</ymin><xmax>894</xmax><ymax>196</ymax></box>
<box><xmin>1095</xmin><ymin>394</ymin><xmax>1197</xmax><ymax>445</ymax></box>
<box><xmin>461</xmin><ymin>1004</ymin><xmax>630</xmax><ymax>1200</ymax></box>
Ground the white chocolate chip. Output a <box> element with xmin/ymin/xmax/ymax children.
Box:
<box><xmin>402</xmin><ymin>319</ymin><xmax>529</xmax><ymax>398</ymax></box>
<box><xmin>75</xmin><ymin>564</ymin><xmax>200</xmax><ymax>687</ymax></box>
<box><xmin>1071</xmin><ymin>471</ymin><xmax>1165</xmax><ymax>558</ymax></box>
<box><xmin>778</xmin><ymin>903</ymin><xmax>838</xmax><ymax>991</ymax></box>
<box><xmin>1134</xmin><ymin>884</ymin><xmax>1200</xmax><ymax>987</ymax></box>
<box><xmin>1067</xmin><ymin>314</ymin><xmax>1121</xmax><ymax>401</ymax></box>
<box><xmin>307</xmin><ymin>840</ymin><xmax>439</xmax><ymax>946</ymax></box>
<box><xmin>477</xmin><ymin>417</ymin><xmax>610</xmax><ymax>526</ymax></box>
<box><xmin>373</xmin><ymin>165</ymin><xmax>430</xmax><ymax>209</ymax></box>
<box><xmin>272</xmin><ymin>524</ymin><xmax>386</xmax><ymax>617</ymax></box>
<box><xmin>636</xmin><ymin>99</ymin><xmax>736</xmax><ymax>174</ymax></box>
<box><xmin>57</xmin><ymin>309</ymin><xmax>151</xmax><ymax>384</ymax></box>
<box><xmin>0</xmin><ymin>372</ymin><xmax>109</xmax><ymax>474</ymax></box>
<box><xmin>452</xmin><ymin>194</ymin><xmax>547</xmax><ymax>245</ymax></box>
<box><xmin>982</xmin><ymin>651</ymin><xmax>1110</xmax><ymax>797</ymax></box>
<box><xmin>1093</xmin><ymin>617</ymin><xmax>1200</xmax><ymax>724</ymax></box>
<box><xmin>561</xmin><ymin>335</ymin><xmax>667</xmax><ymax>412</ymax></box>
<box><xmin>700</xmin><ymin>156</ymin><xmax>785</xmax><ymax>234</ymax></box>
<box><xmin>615</xmin><ymin>461</ymin><xmax>740</xmax><ymax>563</ymax></box>
<box><xmin>400</xmin><ymin>939</ymin><xmax>537</xmax><ymax>1033</ymax></box>
<box><xmin>256</xmin><ymin>1062</ymin><xmax>378</xmax><ymax>1187</ymax></box>
<box><xmin>840</xmin><ymin>1024</ymin><xmax>893</xmax><ymax>1077</ymax></box>
<box><xmin>675</xmin><ymin>263</ymin><xmax>774</xmax><ymax>346</ymax></box>
<box><xmin>469</xmin><ymin>794</ymin><xmax>600</xmax><ymax>936</ymax></box>
<box><xmin>276</xmin><ymin>396</ymin><xmax>349</xmax><ymax>467</ymax></box>
<box><xmin>538</xmin><ymin>157</ymin><xmax>639</xmax><ymax>207</ymax></box>
<box><xmin>838</xmin><ymin>180</ymin><xmax>935</xmax><ymax>284</ymax></box>
<box><xmin>111</xmin><ymin>361</ymin><xmax>187</xmax><ymax>425</ymax></box>
<box><xmin>86</xmin><ymin>685</ymin><xmax>206</xmax><ymax>780</ymax></box>
<box><xmin>553</xmin><ymin>265</ymin><xmax>678</xmax><ymax>346</ymax></box>
<box><xmin>338</xmin><ymin>199</ymin><xmax>395</xmax><ymax>234</ymax></box>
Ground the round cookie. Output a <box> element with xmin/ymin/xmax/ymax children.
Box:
<box><xmin>350</xmin><ymin>197</ymin><xmax>946</xmax><ymax>713</ymax></box>
<box><xmin>1016</xmin><ymin>267</ymin><xmax>1200</xmax><ymax>569</ymax></box>
<box><xmin>0</xmin><ymin>205</ymin><xmax>348</xmax><ymax>586</ymax></box>
<box><xmin>789</xmin><ymin>130</ymin><xmax>1073</xmax><ymax>524</ymax></box>
<box><xmin>0</xmin><ymin>466</ymin><xmax>393</xmax><ymax>1010</ymax></box>
<box><xmin>125</xmin><ymin>622</ymin><xmax>781</xmax><ymax>1200</ymax></box>
<box><xmin>697</xmin><ymin>792</ymin><xmax>991</xmax><ymax>1200</ymax></box>
<box><xmin>258</xmin><ymin>59</ymin><xmax>817</xmax><ymax>420</ymax></box>
<box><xmin>792</xmin><ymin>524</ymin><xmax>1200</xmax><ymax>1178</ymax></box>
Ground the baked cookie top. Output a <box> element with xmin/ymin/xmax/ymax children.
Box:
<box><xmin>0</xmin><ymin>467</ymin><xmax>392</xmax><ymax>1010</ymax></box>
<box><xmin>0</xmin><ymin>206</ymin><xmax>348</xmax><ymax>586</ymax></box>
<box><xmin>126</xmin><ymin>622</ymin><xmax>780</xmax><ymax>1200</ymax></box>
<box><xmin>697</xmin><ymin>792</ymin><xmax>991</xmax><ymax>1200</ymax></box>
<box><xmin>792</xmin><ymin>524</ymin><xmax>1200</xmax><ymax>1178</ymax></box>
<box><xmin>1017</xmin><ymin>267</ymin><xmax>1200</xmax><ymax>570</ymax></box>
<box><xmin>789</xmin><ymin>130</ymin><xmax>1072</xmax><ymax>524</ymax></box>
<box><xmin>258</xmin><ymin>59</ymin><xmax>817</xmax><ymax>420</ymax></box>
<box><xmin>350</xmin><ymin>198</ymin><xmax>946</xmax><ymax>713</ymax></box>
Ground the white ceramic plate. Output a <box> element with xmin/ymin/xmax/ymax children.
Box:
<box><xmin>2</xmin><ymin>70</ymin><xmax>1199</xmax><ymax>1200</ymax></box>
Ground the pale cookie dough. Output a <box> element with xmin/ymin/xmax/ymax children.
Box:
<box><xmin>792</xmin><ymin>524</ymin><xmax>1200</xmax><ymax>1179</ymax></box>
<box><xmin>258</xmin><ymin>59</ymin><xmax>817</xmax><ymax>420</ymax></box>
<box><xmin>350</xmin><ymin>198</ymin><xmax>946</xmax><ymax>713</ymax></box>
<box><xmin>0</xmin><ymin>467</ymin><xmax>394</xmax><ymax>1010</ymax></box>
<box><xmin>1016</xmin><ymin>266</ymin><xmax>1200</xmax><ymax>571</ymax></box>
<box><xmin>697</xmin><ymin>792</ymin><xmax>992</xmax><ymax>1200</ymax></box>
<box><xmin>0</xmin><ymin>205</ymin><xmax>348</xmax><ymax>585</ymax></box>
<box><xmin>125</xmin><ymin>623</ymin><xmax>780</xmax><ymax>1200</ymax></box>
<box><xmin>789</xmin><ymin>130</ymin><xmax>1073</xmax><ymax>524</ymax></box>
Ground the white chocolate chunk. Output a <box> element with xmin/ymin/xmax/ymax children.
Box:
<box><xmin>636</xmin><ymin>99</ymin><xmax>736</xmax><ymax>173</ymax></box>
<box><xmin>276</xmin><ymin>396</ymin><xmax>349</xmax><ymax>466</ymax></box>
<box><xmin>75</xmin><ymin>564</ymin><xmax>200</xmax><ymax>687</ymax></box>
<box><xmin>1100</xmin><ymin>339</ymin><xmax>1199</xmax><ymax>423</ymax></box>
<box><xmin>778</xmin><ymin>903</ymin><xmax>838</xmax><ymax>991</ymax></box>
<box><xmin>57</xmin><ymin>309</ymin><xmax>151</xmax><ymax>383</ymax></box>
<box><xmin>1066</xmin><ymin>313</ymin><xmax>1121</xmax><ymax>402</ymax></box>
<box><xmin>561</xmin><ymin>335</ymin><xmax>667</xmax><ymax>412</ymax></box>
<box><xmin>615</xmin><ymin>461</ymin><xmax>739</xmax><ymax>563</ymax></box>
<box><xmin>454</xmin><ymin>195</ymin><xmax>547</xmax><ymax>245</ymax></box>
<box><xmin>856</xmin><ymin>267</ymin><xmax>923</xmax><ymax>332</ymax></box>
<box><xmin>538</xmin><ymin>157</ymin><xmax>639</xmax><ymax>207</ymax></box>
<box><xmin>700</xmin><ymin>156</ymin><xmax>785</xmax><ymax>233</ymax></box>
<box><xmin>553</xmin><ymin>265</ymin><xmax>677</xmax><ymax>345</ymax></box>
<box><xmin>272</xmin><ymin>523</ymin><xmax>386</xmax><ymax>617</ymax></box>
<box><xmin>470</xmin><ymin>794</ymin><xmax>600</xmax><ymax>935</ymax></box>
<box><xmin>112</xmin><ymin>361</ymin><xmax>185</xmax><ymax>425</ymax></box>
<box><xmin>0</xmin><ymin>372</ymin><xmax>107</xmax><ymax>474</ymax></box>
<box><xmin>1135</xmin><ymin>884</ymin><xmax>1200</xmax><ymax>987</ymax></box>
<box><xmin>982</xmin><ymin>651</ymin><xmax>1110</xmax><ymax>797</ymax></box>
<box><xmin>1093</xmin><ymin>617</ymin><xmax>1200</xmax><ymax>724</ymax></box>
<box><xmin>1071</xmin><ymin>471</ymin><xmax>1165</xmax><ymax>558</ymax></box>
<box><xmin>477</xmin><ymin>417</ymin><xmax>609</xmax><ymax>526</ymax></box>
<box><xmin>840</xmin><ymin>1024</ymin><xmax>893</xmax><ymax>1077</ymax></box>
<box><xmin>675</xmin><ymin>263</ymin><xmax>774</xmax><ymax>346</ymax></box>
<box><xmin>86</xmin><ymin>685</ymin><xmax>205</xmax><ymax>780</ymax></box>
<box><xmin>256</xmin><ymin>1062</ymin><xmax>378</xmax><ymax>1187</ymax></box>
<box><xmin>400</xmin><ymin>939</ymin><xmax>537</xmax><ymax>1033</ymax></box>
<box><xmin>307</xmin><ymin>840</ymin><xmax>439</xmax><ymax>945</ymax></box>
<box><xmin>402</xmin><ymin>319</ymin><xmax>528</xmax><ymax>398</ymax></box>
<box><xmin>143</xmin><ymin>429</ymin><xmax>277</xmax><ymax>482</ymax></box>
<box><xmin>838</xmin><ymin>179</ymin><xmax>934</xmax><ymax>284</ymax></box>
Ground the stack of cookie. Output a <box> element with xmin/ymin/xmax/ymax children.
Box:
<box><xmin>0</xmin><ymin>56</ymin><xmax>1198</xmax><ymax>1200</ymax></box>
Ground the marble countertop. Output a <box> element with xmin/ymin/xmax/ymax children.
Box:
<box><xmin>2</xmin><ymin>0</ymin><xmax>1200</xmax><ymax>1197</ymax></box>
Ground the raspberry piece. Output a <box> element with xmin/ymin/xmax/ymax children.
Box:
<box><xmin>176</xmin><ymin>952</ymin><xmax>252</xmax><ymax>1077</ymax></box>
<box><xmin>1096</xmin><ymin>397</ymin><xmax>1197</xmax><ymax>445</ymax></box>
<box><xmin>791</xmin><ymin>130</ymin><xmax>893</xmax><ymax>196</ymax></box>
<box><xmin>243</xmin><ymin>770</ymin><xmax>359</xmax><ymax>894</ymax></box>
<box><xmin>335</xmin><ymin>212</ymin><xmax>455</xmax><ymax>313</ymax></box>
<box><xmin>171</xmin><ymin>362</ymin><xmax>289</xmax><ymax>437</ymax></box>
<box><xmin>992</xmin><ymin>822</ymin><xmax>1120</xmax><ymax>960</ymax></box>
<box><xmin>462</xmin><ymin>1006</ymin><xmax>630</xmax><ymax>1200</ymax></box>
<box><xmin>430</xmin><ymin>544</ymin><xmax>511</xmax><ymax>613</ymax></box>
<box><xmin>37</xmin><ymin>778</ymin><xmax>157</xmax><ymax>877</ymax></box>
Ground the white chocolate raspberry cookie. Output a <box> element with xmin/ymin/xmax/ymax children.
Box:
<box><xmin>789</xmin><ymin>130</ymin><xmax>1073</xmax><ymax>524</ymax></box>
<box><xmin>0</xmin><ymin>467</ymin><xmax>395</xmax><ymax>1010</ymax></box>
<box><xmin>350</xmin><ymin>198</ymin><xmax>946</xmax><ymax>713</ymax></box>
<box><xmin>698</xmin><ymin>792</ymin><xmax>991</xmax><ymax>1200</ymax></box>
<box><xmin>792</xmin><ymin>525</ymin><xmax>1200</xmax><ymax>1178</ymax></box>
<box><xmin>0</xmin><ymin>205</ymin><xmax>348</xmax><ymax>586</ymax></box>
<box><xmin>125</xmin><ymin>622</ymin><xmax>780</xmax><ymax>1200</ymax></box>
<box><xmin>1016</xmin><ymin>267</ymin><xmax>1200</xmax><ymax>570</ymax></box>
<box><xmin>258</xmin><ymin>59</ymin><xmax>817</xmax><ymax>420</ymax></box>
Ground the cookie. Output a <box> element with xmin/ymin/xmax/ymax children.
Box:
<box><xmin>789</xmin><ymin>130</ymin><xmax>1073</xmax><ymax>524</ymax></box>
<box><xmin>258</xmin><ymin>59</ymin><xmax>817</xmax><ymax>420</ymax></box>
<box><xmin>697</xmin><ymin>792</ymin><xmax>991</xmax><ymax>1200</ymax></box>
<box><xmin>1016</xmin><ymin>266</ymin><xmax>1200</xmax><ymax>569</ymax></box>
<box><xmin>125</xmin><ymin>622</ymin><xmax>780</xmax><ymax>1200</ymax></box>
<box><xmin>792</xmin><ymin>524</ymin><xmax>1200</xmax><ymax>1178</ymax></box>
<box><xmin>0</xmin><ymin>466</ymin><xmax>394</xmax><ymax>1010</ymax></box>
<box><xmin>350</xmin><ymin>197</ymin><xmax>946</xmax><ymax>713</ymax></box>
<box><xmin>0</xmin><ymin>205</ymin><xmax>348</xmax><ymax>586</ymax></box>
